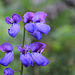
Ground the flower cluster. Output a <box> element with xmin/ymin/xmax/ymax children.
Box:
<box><xmin>24</xmin><ymin>12</ymin><xmax>51</xmax><ymax>40</ymax></box>
<box><xmin>17</xmin><ymin>42</ymin><xmax>49</xmax><ymax>67</ymax></box>
<box><xmin>0</xmin><ymin>11</ymin><xmax>50</xmax><ymax>75</ymax></box>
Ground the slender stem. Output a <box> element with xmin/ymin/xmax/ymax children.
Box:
<box><xmin>22</xmin><ymin>24</ymin><xmax>25</xmax><ymax>47</ymax></box>
<box><xmin>20</xmin><ymin>63</ymin><xmax>23</xmax><ymax>75</ymax></box>
<box><xmin>20</xmin><ymin>23</ymin><xmax>26</xmax><ymax>75</ymax></box>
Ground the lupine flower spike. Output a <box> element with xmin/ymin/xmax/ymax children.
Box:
<box><xmin>3</xmin><ymin>11</ymin><xmax>50</xmax><ymax>75</ymax></box>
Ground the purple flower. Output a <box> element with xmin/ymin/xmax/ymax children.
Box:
<box><xmin>30</xmin><ymin>42</ymin><xmax>46</xmax><ymax>53</ymax></box>
<box><xmin>4</xmin><ymin>68</ymin><xmax>14</xmax><ymax>75</ymax></box>
<box><xmin>0</xmin><ymin>43</ymin><xmax>14</xmax><ymax>66</ymax></box>
<box><xmin>24</xmin><ymin>12</ymin><xmax>51</xmax><ymax>40</ymax></box>
<box><xmin>5</xmin><ymin>14</ymin><xmax>21</xmax><ymax>37</ymax></box>
<box><xmin>0</xmin><ymin>43</ymin><xmax>13</xmax><ymax>52</ymax></box>
<box><xmin>30</xmin><ymin>42</ymin><xmax>49</xmax><ymax>66</ymax></box>
<box><xmin>17</xmin><ymin>44</ymin><xmax>33</xmax><ymax>67</ymax></box>
<box><xmin>20</xmin><ymin>52</ymin><xmax>33</xmax><ymax>67</ymax></box>
<box><xmin>31</xmin><ymin>52</ymin><xmax>49</xmax><ymax>66</ymax></box>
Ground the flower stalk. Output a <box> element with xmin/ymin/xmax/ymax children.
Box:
<box><xmin>20</xmin><ymin>23</ymin><xmax>26</xmax><ymax>75</ymax></box>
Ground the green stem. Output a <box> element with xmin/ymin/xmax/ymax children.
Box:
<box><xmin>20</xmin><ymin>63</ymin><xmax>23</xmax><ymax>75</ymax></box>
<box><xmin>22</xmin><ymin>24</ymin><xmax>25</xmax><ymax>46</ymax></box>
<box><xmin>20</xmin><ymin>23</ymin><xmax>25</xmax><ymax>75</ymax></box>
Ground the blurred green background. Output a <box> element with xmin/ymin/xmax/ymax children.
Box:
<box><xmin>0</xmin><ymin>0</ymin><xmax>75</xmax><ymax>75</ymax></box>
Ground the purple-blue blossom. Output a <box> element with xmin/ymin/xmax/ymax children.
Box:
<box><xmin>5</xmin><ymin>14</ymin><xmax>21</xmax><ymax>37</ymax></box>
<box><xmin>4</xmin><ymin>68</ymin><xmax>14</xmax><ymax>75</ymax></box>
<box><xmin>24</xmin><ymin>12</ymin><xmax>51</xmax><ymax>40</ymax></box>
<box><xmin>17</xmin><ymin>42</ymin><xmax>49</xmax><ymax>67</ymax></box>
<box><xmin>0</xmin><ymin>43</ymin><xmax>14</xmax><ymax>66</ymax></box>
<box><xmin>17</xmin><ymin>44</ymin><xmax>33</xmax><ymax>67</ymax></box>
<box><xmin>30</xmin><ymin>42</ymin><xmax>49</xmax><ymax>66</ymax></box>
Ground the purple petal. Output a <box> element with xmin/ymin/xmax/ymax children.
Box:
<box><xmin>8</xmin><ymin>23</ymin><xmax>20</xmax><ymax>37</ymax></box>
<box><xmin>32</xmin><ymin>12</ymin><xmax>47</xmax><ymax>23</ymax></box>
<box><xmin>24</xmin><ymin>12</ymin><xmax>34</xmax><ymax>23</ymax></box>
<box><xmin>17</xmin><ymin>44</ymin><xmax>25</xmax><ymax>53</ymax></box>
<box><xmin>5</xmin><ymin>17</ymin><xmax>12</xmax><ymax>24</ymax></box>
<box><xmin>30</xmin><ymin>30</ymin><xmax>42</xmax><ymax>40</ymax></box>
<box><xmin>0</xmin><ymin>43</ymin><xmax>13</xmax><ymax>52</ymax></box>
<box><xmin>4</xmin><ymin>68</ymin><xmax>14</xmax><ymax>75</ymax></box>
<box><xmin>35</xmin><ymin>23</ymin><xmax>51</xmax><ymax>35</ymax></box>
<box><xmin>0</xmin><ymin>52</ymin><xmax>14</xmax><ymax>66</ymax></box>
<box><xmin>32</xmin><ymin>52</ymin><xmax>49</xmax><ymax>66</ymax></box>
<box><xmin>25</xmin><ymin>44</ymin><xmax>29</xmax><ymax>52</ymax></box>
<box><xmin>41</xmin><ymin>59</ymin><xmax>49</xmax><ymax>66</ymax></box>
<box><xmin>12</xmin><ymin>14</ymin><xmax>21</xmax><ymax>23</ymax></box>
<box><xmin>17</xmin><ymin>44</ymin><xmax>29</xmax><ymax>53</ymax></box>
<box><xmin>20</xmin><ymin>52</ymin><xmax>32</xmax><ymax>67</ymax></box>
<box><xmin>25</xmin><ymin>23</ymin><xmax>34</xmax><ymax>33</ymax></box>
<box><xmin>30</xmin><ymin>42</ymin><xmax>46</xmax><ymax>53</ymax></box>
<box><xmin>28</xmin><ymin>43</ymin><xmax>31</xmax><ymax>49</ymax></box>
